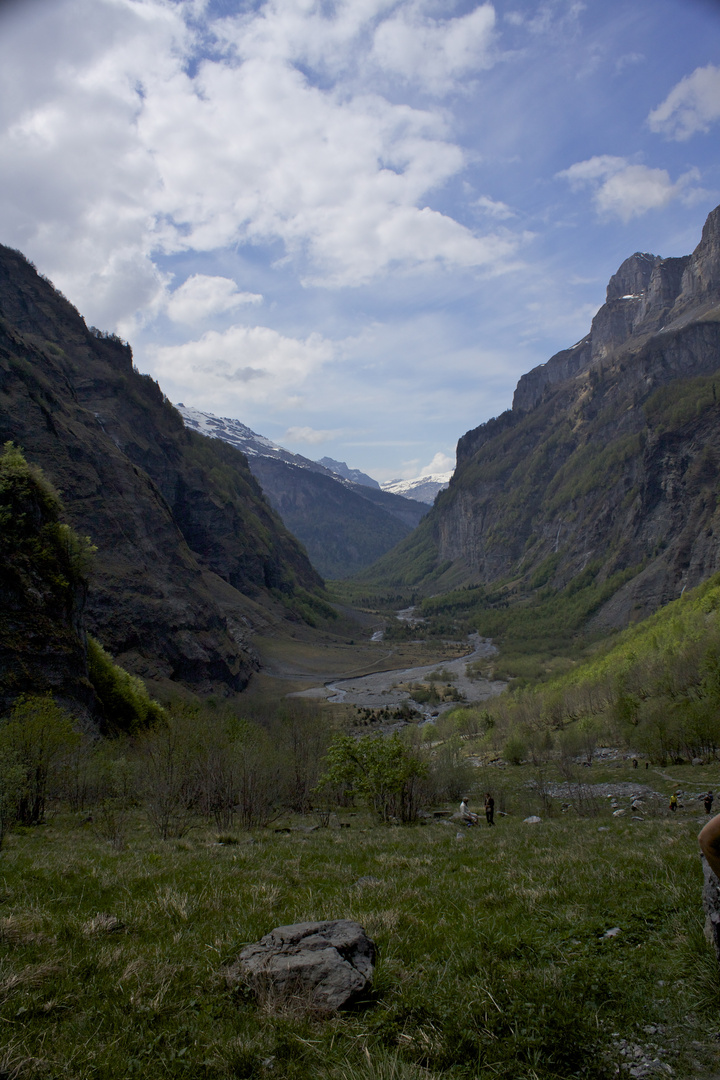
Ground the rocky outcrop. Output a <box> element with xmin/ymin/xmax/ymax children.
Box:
<box><xmin>229</xmin><ymin>920</ymin><xmax>376</xmax><ymax>1013</ymax></box>
<box><xmin>0</xmin><ymin>245</ymin><xmax>324</xmax><ymax>695</ymax></box>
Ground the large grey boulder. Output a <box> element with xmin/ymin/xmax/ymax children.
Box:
<box><xmin>228</xmin><ymin>919</ymin><xmax>376</xmax><ymax>1013</ymax></box>
<box><xmin>702</xmin><ymin>856</ymin><xmax>720</xmax><ymax>962</ymax></box>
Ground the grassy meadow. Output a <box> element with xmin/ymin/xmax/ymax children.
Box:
<box><xmin>1</xmin><ymin>759</ymin><xmax>719</xmax><ymax>1080</ymax></box>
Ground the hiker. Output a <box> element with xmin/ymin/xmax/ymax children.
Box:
<box><xmin>632</xmin><ymin>758</ymin><xmax>638</xmax><ymax>769</ymax></box>
<box><xmin>669</xmin><ymin>793</ymin><xmax>678</xmax><ymax>812</ymax></box>
<box><xmin>705</xmin><ymin>791</ymin><xmax>715</xmax><ymax>815</ymax></box>
<box><xmin>459</xmin><ymin>798</ymin><xmax>478</xmax><ymax>825</ymax></box>
<box><xmin>484</xmin><ymin>792</ymin><xmax>495</xmax><ymax>827</ymax></box>
<box><xmin>699</xmin><ymin>813</ymin><xmax>720</xmax><ymax>878</ymax></box>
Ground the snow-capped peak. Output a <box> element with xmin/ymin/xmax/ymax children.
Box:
<box><xmin>381</xmin><ymin>471</ymin><xmax>453</xmax><ymax>505</ymax></box>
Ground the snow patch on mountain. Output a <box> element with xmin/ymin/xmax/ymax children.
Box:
<box><xmin>381</xmin><ymin>472</ymin><xmax>452</xmax><ymax>505</ymax></box>
<box><xmin>175</xmin><ymin>403</ymin><xmax>284</xmax><ymax>457</ymax></box>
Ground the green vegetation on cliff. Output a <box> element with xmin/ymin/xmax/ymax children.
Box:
<box><xmin>0</xmin><ymin>444</ymin><xmax>164</xmax><ymax>731</ymax></box>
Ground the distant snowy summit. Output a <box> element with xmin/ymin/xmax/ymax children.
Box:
<box><xmin>381</xmin><ymin>473</ymin><xmax>452</xmax><ymax>505</ymax></box>
<box><xmin>175</xmin><ymin>403</ymin><xmax>449</xmax><ymax>507</ymax></box>
<box><xmin>175</xmin><ymin>403</ymin><xmax>311</xmax><ymax>468</ymax></box>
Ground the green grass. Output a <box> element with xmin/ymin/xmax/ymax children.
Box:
<box><xmin>0</xmin><ymin>790</ymin><xmax>718</xmax><ymax>1079</ymax></box>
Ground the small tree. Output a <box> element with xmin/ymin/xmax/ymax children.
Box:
<box><xmin>0</xmin><ymin>695</ymin><xmax>80</xmax><ymax>825</ymax></box>
<box><xmin>140</xmin><ymin>710</ymin><xmax>199</xmax><ymax>839</ymax></box>
<box><xmin>318</xmin><ymin>734</ymin><xmax>428</xmax><ymax>823</ymax></box>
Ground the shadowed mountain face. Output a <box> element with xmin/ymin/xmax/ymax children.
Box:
<box><xmin>176</xmin><ymin>405</ymin><xmax>427</xmax><ymax>580</ymax></box>
<box><xmin>361</xmin><ymin>204</ymin><xmax>720</xmax><ymax>629</ymax></box>
<box><xmin>0</xmin><ymin>245</ymin><xmax>324</xmax><ymax>695</ymax></box>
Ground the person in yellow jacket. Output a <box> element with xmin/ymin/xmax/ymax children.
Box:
<box><xmin>669</xmin><ymin>793</ymin><xmax>678</xmax><ymax>812</ymax></box>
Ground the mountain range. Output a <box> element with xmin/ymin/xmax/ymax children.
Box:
<box><xmin>361</xmin><ymin>203</ymin><xmax>720</xmax><ymax>632</ymax></box>
<box><xmin>175</xmin><ymin>405</ymin><xmax>427</xmax><ymax>579</ymax></box>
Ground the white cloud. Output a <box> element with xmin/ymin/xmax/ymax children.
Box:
<box><xmin>474</xmin><ymin>194</ymin><xmax>515</xmax><ymax>219</ymax></box>
<box><xmin>285</xmin><ymin>426</ymin><xmax>342</xmax><ymax>445</ymax></box>
<box><xmin>648</xmin><ymin>64</ymin><xmax>720</xmax><ymax>141</ymax></box>
<box><xmin>166</xmin><ymin>275</ymin><xmax>262</xmax><ymax>325</ymax></box>
<box><xmin>0</xmin><ymin>0</ymin><xmax>522</xmax><ymax>327</ymax></box>
<box><xmin>147</xmin><ymin>323</ymin><xmax>334</xmax><ymax>409</ymax></box>
<box><xmin>556</xmin><ymin>155</ymin><xmax>698</xmax><ymax>222</ymax></box>
<box><xmin>370</xmin><ymin>3</ymin><xmax>496</xmax><ymax>93</ymax></box>
<box><xmin>420</xmin><ymin>451</ymin><xmax>454</xmax><ymax>475</ymax></box>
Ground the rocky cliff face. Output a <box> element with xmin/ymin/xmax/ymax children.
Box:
<box><xmin>368</xmin><ymin>204</ymin><xmax>720</xmax><ymax>630</ymax></box>
<box><xmin>0</xmin><ymin>246</ymin><xmax>324</xmax><ymax>695</ymax></box>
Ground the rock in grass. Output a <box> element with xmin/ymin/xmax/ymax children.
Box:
<box><xmin>228</xmin><ymin>920</ymin><xmax>375</xmax><ymax>1014</ymax></box>
<box><xmin>524</xmin><ymin>815</ymin><xmax>542</xmax><ymax>824</ymax></box>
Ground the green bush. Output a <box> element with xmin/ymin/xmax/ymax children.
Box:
<box><xmin>318</xmin><ymin>733</ymin><xmax>428</xmax><ymax>822</ymax></box>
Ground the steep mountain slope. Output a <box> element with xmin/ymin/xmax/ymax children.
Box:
<box><xmin>0</xmin><ymin>245</ymin><xmax>324</xmax><ymax>695</ymax></box>
<box><xmin>360</xmin><ymin>204</ymin><xmax>720</xmax><ymax>631</ymax></box>
<box><xmin>177</xmin><ymin>405</ymin><xmax>427</xmax><ymax>579</ymax></box>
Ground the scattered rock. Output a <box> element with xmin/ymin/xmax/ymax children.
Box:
<box><xmin>455</xmin><ymin>831</ymin><xmax>466</xmax><ymax>840</ymax></box>
<box><xmin>603</xmin><ymin>927</ymin><xmax>622</xmax><ymax>938</ymax></box>
<box><xmin>598</xmin><ymin>826</ymin><xmax>610</xmax><ymax>831</ymax></box>
<box><xmin>613</xmin><ymin>808</ymin><xmax>626</xmax><ymax>816</ymax></box>
<box><xmin>354</xmin><ymin>876</ymin><xmax>382</xmax><ymax>888</ymax></box>
<box><xmin>524</xmin><ymin>816</ymin><xmax>542</xmax><ymax>824</ymax></box>
<box><xmin>228</xmin><ymin>920</ymin><xmax>375</xmax><ymax>1014</ymax></box>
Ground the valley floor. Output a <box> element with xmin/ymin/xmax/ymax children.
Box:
<box><xmin>293</xmin><ymin>633</ymin><xmax>505</xmax><ymax>715</ymax></box>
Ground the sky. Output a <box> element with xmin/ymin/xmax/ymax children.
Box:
<box><xmin>0</xmin><ymin>0</ymin><xmax>719</xmax><ymax>483</ymax></box>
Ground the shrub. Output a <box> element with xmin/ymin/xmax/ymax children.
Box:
<box><xmin>0</xmin><ymin>694</ymin><xmax>80</xmax><ymax>825</ymax></box>
<box><xmin>318</xmin><ymin>733</ymin><xmax>429</xmax><ymax>822</ymax></box>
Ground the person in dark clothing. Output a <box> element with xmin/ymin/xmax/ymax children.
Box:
<box><xmin>705</xmin><ymin>791</ymin><xmax>714</xmax><ymax>815</ymax></box>
<box><xmin>484</xmin><ymin>792</ymin><xmax>495</xmax><ymax>826</ymax></box>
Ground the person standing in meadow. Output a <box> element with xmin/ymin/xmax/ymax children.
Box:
<box><xmin>704</xmin><ymin>791</ymin><xmax>714</xmax><ymax>814</ymax></box>
<box><xmin>669</xmin><ymin>793</ymin><xmax>678</xmax><ymax>812</ymax></box>
<box><xmin>484</xmin><ymin>793</ymin><xmax>495</xmax><ymax>827</ymax></box>
<box><xmin>460</xmin><ymin>798</ymin><xmax>478</xmax><ymax>824</ymax></box>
